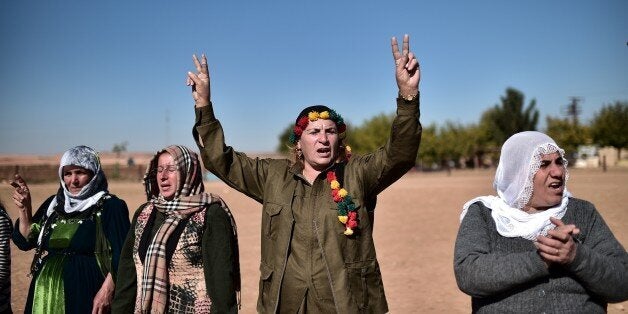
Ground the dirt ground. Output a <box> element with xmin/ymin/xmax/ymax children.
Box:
<box><xmin>2</xmin><ymin>168</ymin><xmax>627</xmax><ymax>313</ymax></box>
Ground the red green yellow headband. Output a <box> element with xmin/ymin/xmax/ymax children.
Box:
<box><xmin>289</xmin><ymin>105</ymin><xmax>346</xmax><ymax>144</ymax></box>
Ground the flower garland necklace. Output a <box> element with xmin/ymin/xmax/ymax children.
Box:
<box><xmin>325</xmin><ymin>148</ymin><xmax>358</xmax><ymax>236</ymax></box>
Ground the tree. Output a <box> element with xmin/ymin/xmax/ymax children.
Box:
<box><xmin>436</xmin><ymin>121</ymin><xmax>474</xmax><ymax>167</ymax></box>
<box><xmin>276</xmin><ymin>124</ymin><xmax>294</xmax><ymax>154</ymax></box>
<box><xmin>417</xmin><ymin>124</ymin><xmax>438</xmax><ymax>169</ymax></box>
<box><xmin>440</xmin><ymin>122</ymin><xmax>491</xmax><ymax>168</ymax></box>
<box><xmin>545</xmin><ymin>116</ymin><xmax>590</xmax><ymax>162</ymax></box>
<box><xmin>590</xmin><ymin>101</ymin><xmax>628</xmax><ymax>163</ymax></box>
<box><xmin>349</xmin><ymin>113</ymin><xmax>393</xmax><ymax>155</ymax></box>
<box><xmin>112</xmin><ymin>141</ymin><xmax>128</xmax><ymax>158</ymax></box>
<box><xmin>479</xmin><ymin>88</ymin><xmax>539</xmax><ymax>148</ymax></box>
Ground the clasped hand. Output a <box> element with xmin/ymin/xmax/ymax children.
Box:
<box><xmin>534</xmin><ymin>217</ymin><xmax>579</xmax><ymax>267</ymax></box>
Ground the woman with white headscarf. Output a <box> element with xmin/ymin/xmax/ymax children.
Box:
<box><xmin>11</xmin><ymin>145</ymin><xmax>130</xmax><ymax>313</ymax></box>
<box><xmin>454</xmin><ymin>131</ymin><xmax>628</xmax><ymax>313</ymax></box>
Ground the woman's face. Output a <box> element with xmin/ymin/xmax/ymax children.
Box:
<box><xmin>297</xmin><ymin>119</ymin><xmax>339</xmax><ymax>171</ymax></box>
<box><xmin>156</xmin><ymin>152</ymin><xmax>178</xmax><ymax>200</ymax></box>
<box><xmin>526</xmin><ymin>152</ymin><xmax>565</xmax><ymax>211</ymax></box>
<box><xmin>62</xmin><ymin>165</ymin><xmax>94</xmax><ymax>195</ymax></box>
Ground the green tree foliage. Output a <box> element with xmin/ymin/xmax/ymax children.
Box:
<box><xmin>417</xmin><ymin>123</ymin><xmax>438</xmax><ymax>168</ymax></box>
<box><xmin>545</xmin><ymin>116</ymin><xmax>590</xmax><ymax>160</ymax></box>
<box><xmin>112</xmin><ymin>141</ymin><xmax>128</xmax><ymax>158</ymax></box>
<box><xmin>479</xmin><ymin>88</ymin><xmax>539</xmax><ymax>148</ymax></box>
<box><xmin>276</xmin><ymin>114</ymin><xmax>488</xmax><ymax>170</ymax></box>
<box><xmin>348</xmin><ymin>113</ymin><xmax>394</xmax><ymax>154</ymax></box>
<box><xmin>276</xmin><ymin>124</ymin><xmax>294</xmax><ymax>154</ymax></box>
<box><xmin>590</xmin><ymin>101</ymin><xmax>628</xmax><ymax>161</ymax></box>
<box><xmin>437</xmin><ymin>121</ymin><xmax>476</xmax><ymax>163</ymax></box>
<box><xmin>274</xmin><ymin>89</ymin><xmax>626</xmax><ymax>171</ymax></box>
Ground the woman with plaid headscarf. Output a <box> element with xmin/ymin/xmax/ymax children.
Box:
<box><xmin>112</xmin><ymin>145</ymin><xmax>240</xmax><ymax>313</ymax></box>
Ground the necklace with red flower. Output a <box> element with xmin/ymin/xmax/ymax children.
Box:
<box><xmin>325</xmin><ymin>146</ymin><xmax>358</xmax><ymax>236</ymax></box>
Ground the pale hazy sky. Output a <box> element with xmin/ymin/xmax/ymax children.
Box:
<box><xmin>1</xmin><ymin>1</ymin><xmax>626</xmax><ymax>155</ymax></box>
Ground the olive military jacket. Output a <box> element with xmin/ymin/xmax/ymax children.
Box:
<box><xmin>193</xmin><ymin>97</ymin><xmax>421</xmax><ymax>313</ymax></box>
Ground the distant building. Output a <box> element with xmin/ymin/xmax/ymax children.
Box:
<box><xmin>574</xmin><ymin>145</ymin><xmax>599</xmax><ymax>168</ymax></box>
<box><xmin>574</xmin><ymin>145</ymin><xmax>628</xmax><ymax>168</ymax></box>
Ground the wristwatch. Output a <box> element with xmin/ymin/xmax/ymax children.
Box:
<box><xmin>398</xmin><ymin>91</ymin><xmax>418</xmax><ymax>101</ymax></box>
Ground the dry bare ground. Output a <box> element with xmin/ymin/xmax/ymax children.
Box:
<box><xmin>2</xmin><ymin>168</ymin><xmax>626</xmax><ymax>313</ymax></box>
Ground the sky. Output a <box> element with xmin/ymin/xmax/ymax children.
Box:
<box><xmin>1</xmin><ymin>1</ymin><xmax>626</xmax><ymax>155</ymax></box>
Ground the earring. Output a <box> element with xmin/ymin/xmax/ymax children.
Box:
<box><xmin>297</xmin><ymin>149</ymin><xmax>303</xmax><ymax>159</ymax></box>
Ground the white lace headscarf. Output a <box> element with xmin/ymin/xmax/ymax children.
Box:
<box><xmin>45</xmin><ymin>145</ymin><xmax>109</xmax><ymax>217</ymax></box>
<box><xmin>460</xmin><ymin>131</ymin><xmax>571</xmax><ymax>240</ymax></box>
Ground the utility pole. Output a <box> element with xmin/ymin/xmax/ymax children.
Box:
<box><xmin>565</xmin><ymin>96</ymin><xmax>582</xmax><ymax>125</ymax></box>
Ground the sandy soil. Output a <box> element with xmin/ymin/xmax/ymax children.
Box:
<box><xmin>2</xmin><ymin>168</ymin><xmax>627</xmax><ymax>313</ymax></box>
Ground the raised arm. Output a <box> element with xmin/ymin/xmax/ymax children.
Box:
<box><xmin>187</xmin><ymin>54</ymin><xmax>211</xmax><ymax>108</ymax></box>
<box><xmin>188</xmin><ymin>54</ymin><xmax>269</xmax><ymax>203</ymax></box>
<box><xmin>392</xmin><ymin>34</ymin><xmax>420</xmax><ymax>99</ymax></box>
<box><xmin>10</xmin><ymin>174</ymin><xmax>33</xmax><ymax>238</ymax></box>
<box><xmin>354</xmin><ymin>35</ymin><xmax>422</xmax><ymax>196</ymax></box>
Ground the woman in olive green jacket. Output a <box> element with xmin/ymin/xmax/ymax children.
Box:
<box><xmin>187</xmin><ymin>35</ymin><xmax>422</xmax><ymax>313</ymax></box>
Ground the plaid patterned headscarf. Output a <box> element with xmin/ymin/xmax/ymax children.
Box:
<box><xmin>140</xmin><ymin>145</ymin><xmax>213</xmax><ymax>313</ymax></box>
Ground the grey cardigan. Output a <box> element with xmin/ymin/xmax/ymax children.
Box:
<box><xmin>454</xmin><ymin>198</ymin><xmax>628</xmax><ymax>313</ymax></box>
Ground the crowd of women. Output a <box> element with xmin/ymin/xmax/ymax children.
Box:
<box><xmin>0</xmin><ymin>34</ymin><xmax>626</xmax><ymax>313</ymax></box>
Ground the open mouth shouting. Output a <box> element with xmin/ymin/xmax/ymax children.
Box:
<box><xmin>548</xmin><ymin>181</ymin><xmax>564</xmax><ymax>194</ymax></box>
<box><xmin>317</xmin><ymin>147</ymin><xmax>332</xmax><ymax>157</ymax></box>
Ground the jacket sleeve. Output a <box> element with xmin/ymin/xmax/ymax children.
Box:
<box><xmin>203</xmin><ymin>203</ymin><xmax>238</xmax><ymax>314</ymax></box>
<box><xmin>193</xmin><ymin>103</ymin><xmax>269</xmax><ymax>203</ymax></box>
<box><xmin>348</xmin><ymin>97</ymin><xmax>422</xmax><ymax>197</ymax></box>
<box><xmin>12</xmin><ymin>195</ymin><xmax>55</xmax><ymax>251</ymax></box>
<box><xmin>0</xmin><ymin>207</ymin><xmax>12</xmax><ymax>305</ymax></box>
<box><xmin>102</xmin><ymin>196</ymin><xmax>131</xmax><ymax>281</ymax></box>
<box><xmin>564</xmin><ymin>202</ymin><xmax>628</xmax><ymax>303</ymax></box>
<box><xmin>453</xmin><ymin>203</ymin><xmax>550</xmax><ymax>298</ymax></box>
<box><xmin>111</xmin><ymin>207</ymin><xmax>142</xmax><ymax>314</ymax></box>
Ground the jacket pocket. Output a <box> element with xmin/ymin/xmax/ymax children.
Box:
<box><xmin>263</xmin><ymin>202</ymin><xmax>283</xmax><ymax>239</ymax></box>
<box><xmin>259</xmin><ymin>262</ymin><xmax>274</xmax><ymax>309</ymax></box>
<box><xmin>345</xmin><ymin>260</ymin><xmax>383</xmax><ymax>310</ymax></box>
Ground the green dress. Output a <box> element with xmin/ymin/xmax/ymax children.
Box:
<box><xmin>13</xmin><ymin>194</ymin><xmax>130</xmax><ymax>313</ymax></box>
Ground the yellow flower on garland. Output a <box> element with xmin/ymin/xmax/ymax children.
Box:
<box><xmin>345</xmin><ymin>145</ymin><xmax>352</xmax><ymax>153</ymax></box>
<box><xmin>338</xmin><ymin>188</ymin><xmax>348</xmax><ymax>198</ymax></box>
<box><xmin>319</xmin><ymin>111</ymin><xmax>330</xmax><ymax>119</ymax></box>
<box><xmin>338</xmin><ymin>216</ymin><xmax>348</xmax><ymax>224</ymax></box>
<box><xmin>308</xmin><ymin>111</ymin><xmax>320</xmax><ymax>121</ymax></box>
<box><xmin>330</xmin><ymin>180</ymin><xmax>340</xmax><ymax>190</ymax></box>
<box><xmin>344</xmin><ymin>228</ymin><xmax>354</xmax><ymax>236</ymax></box>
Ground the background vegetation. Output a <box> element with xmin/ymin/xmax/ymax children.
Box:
<box><xmin>276</xmin><ymin>87</ymin><xmax>628</xmax><ymax>170</ymax></box>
